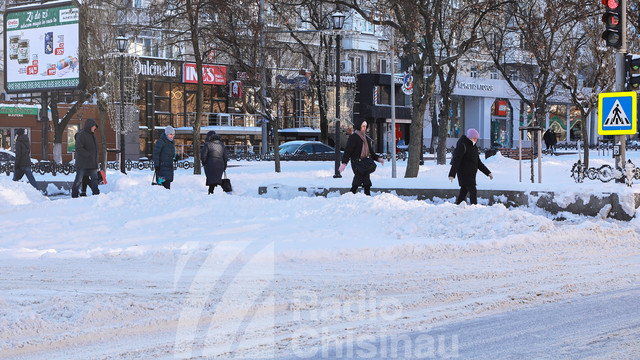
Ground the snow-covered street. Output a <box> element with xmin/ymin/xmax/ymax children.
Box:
<box><xmin>1</xmin><ymin>152</ymin><xmax>639</xmax><ymax>359</ymax></box>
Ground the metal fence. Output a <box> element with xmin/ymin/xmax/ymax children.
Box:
<box><xmin>571</xmin><ymin>159</ymin><xmax>640</xmax><ymax>187</ymax></box>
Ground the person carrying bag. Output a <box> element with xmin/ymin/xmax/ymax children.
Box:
<box><xmin>338</xmin><ymin>118</ymin><xmax>384</xmax><ymax>196</ymax></box>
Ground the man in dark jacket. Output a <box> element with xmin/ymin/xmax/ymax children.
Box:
<box><xmin>12</xmin><ymin>128</ymin><xmax>39</xmax><ymax>189</ymax></box>
<box><xmin>153</xmin><ymin>126</ymin><xmax>176</xmax><ymax>189</ymax></box>
<box><xmin>201</xmin><ymin>130</ymin><xmax>228</xmax><ymax>194</ymax></box>
<box><xmin>71</xmin><ymin>118</ymin><xmax>100</xmax><ymax>198</ymax></box>
<box><xmin>448</xmin><ymin>128</ymin><xmax>493</xmax><ymax>205</ymax></box>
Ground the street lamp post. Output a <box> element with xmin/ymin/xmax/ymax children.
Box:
<box><xmin>332</xmin><ymin>10</ymin><xmax>345</xmax><ymax>179</ymax></box>
<box><xmin>116</xmin><ymin>35</ymin><xmax>128</xmax><ymax>174</ymax></box>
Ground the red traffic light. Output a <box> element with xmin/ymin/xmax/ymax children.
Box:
<box><xmin>603</xmin><ymin>0</ymin><xmax>620</xmax><ymax>9</ymax></box>
<box><xmin>601</xmin><ymin>0</ymin><xmax>623</xmax><ymax>48</ymax></box>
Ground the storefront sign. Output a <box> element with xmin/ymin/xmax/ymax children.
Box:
<box><xmin>277</xmin><ymin>75</ymin><xmax>309</xmax><ymax>90</ymax></box>
<box><xmin>183</xmin><ymin>63</ymin><xmax>227</xmax><ymax>85</ymax></box>
<box><xmin>0</xmin><ymin>105</ymin><xmax>39</xmax><ymax>116</ymax></box>
<box><xmin>134</xmin><ymin>58</ymin><xmax>178</xmax><ymax>79</ymax></box>
<box><xmin>456</xmin><ymin>81</ymin><xmax>495</xmax><ymax>92</ymax></box>
<box><xmin>401</xmin><ymin>73</ymin><xmax>414</xmax><ymax>95</ymax></box>
<box><xmin>230</xmin><ymin>81</ymin><xmax>242</xmax><ymax>98</ymax></box>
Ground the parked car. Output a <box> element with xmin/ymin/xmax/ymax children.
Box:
<box><xmin>277</xmin><ymin>141</ymin><xmax>338</xmax><ymax>156</ymax></box>
<box><xmin>0</xmin><ymin>148</ymin><xmax>37</xmax><ymax>165</ymax></box>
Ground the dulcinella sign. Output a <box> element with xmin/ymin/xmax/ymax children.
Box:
<box><xmin>133</xmin><ymin>58</ymin><xmax>178</xmax><ymax>79</ymax></box>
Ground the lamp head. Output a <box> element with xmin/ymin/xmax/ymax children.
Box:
<box><xmin>116</xmin><ymin>35</ymin><xmax>128</xmax><ymax>53</ymax></box>
<box><xmin>332</xmin><ymin>11</ymin><xmax>345</xmax><ymax>30</ymax></box>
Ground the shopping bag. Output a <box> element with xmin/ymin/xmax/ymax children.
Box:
<box><xmin>221</xmin><ymin>171</ymin><xmax>232</xmax><ymax>193</ymax></box>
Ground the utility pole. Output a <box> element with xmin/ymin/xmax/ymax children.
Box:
<box><xmin>390</xmin><ymin>27</ymin><xmax>396</xmax><ymax>178</ymax></box>
<box><xmin>615</xmin><ymin>0</ymin><xmax>627</xmax><ymax>180</ymax></box>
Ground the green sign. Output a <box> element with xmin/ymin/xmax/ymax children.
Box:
<box><xmin>0</xmin><ymin>106</ymin><xmax>39</xmax><ymax>115</ymax></box>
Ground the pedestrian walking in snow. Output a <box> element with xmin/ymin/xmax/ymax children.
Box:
<box><xmin>153</xmin><ymin>126</ymin><xmax>176</xmax><ymax>189</ymax></box>
<box><xmin>74</xmin><ymin>131</ymin><xmax>91</xmax><ymax>196</ymax></box>
<box><xmin>71</xmin><ymin>119</ymin><xmax>100</xmax><ymax>198</ymax></box>
<box><xmin>339</xmin><ymin>119</ymin><xmax>384</xmax><ymax>195</ymax></box>
<box><xmin>12</xmin><ymin>128</ymin><xmax>38</xmax><ymax>190</ymax></box>
<box><xmin>200</xmin><ymin>130</ymin><xmax>228</xmax><ymax>194</ymax></box>
<box><xmin>543</xmin><ymin>128</ymin><xmax>557</xmax><ymax>155</ymax></box>
<box><xmin>448</xmin><ymin>128</ymin><xmax>493</xmax><ymax>205</ymax></box>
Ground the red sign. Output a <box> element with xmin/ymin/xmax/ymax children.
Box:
<box><xmin>495</xmin><ymin>100</ymin><xmax>508</xmax><ymax>116</ymax></box>
<box><xmin>230</xmin><ymin>81</ymin><xmax>242</xmax><ymax>98</ymax></box>
<box><xmin>27</xmin><ymin>66</ymin><xmax>38</xmax><ymax>75</ymax></box>
<box><xmin>183</xmin><ymin>63</ymin><xmax>227</xmax><ymax>85</ymax></box>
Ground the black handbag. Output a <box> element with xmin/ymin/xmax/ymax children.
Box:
<box><xmin>354</xmin><ymin>157</ymin><xmax>377</xmax><ymax>175</ymax></box>
<box><xmin>221</xmin><ymin>171</ymin><xmax>232</xmax><ymax>193</ymax></box>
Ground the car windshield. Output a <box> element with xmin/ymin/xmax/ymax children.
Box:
<box><xmin>278</xmin><ymin>143</ymin><xmax>301</xmax><ymax>154</ymax></box>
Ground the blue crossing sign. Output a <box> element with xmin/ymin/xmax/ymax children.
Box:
<box><xmin>598</xmin><ymin>91</ymin><xmax>637</xmax><ymax>135</ymax></box>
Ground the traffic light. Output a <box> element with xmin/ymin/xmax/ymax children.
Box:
<box><xmin>602</xmin><ymin>0</ymin><xmax>623</xmax><ymax>48</ymax></box>
<box><xmin>625</xmin><ymin>54</ymin><xmax>640</xmax><ymax>90</ymax></box>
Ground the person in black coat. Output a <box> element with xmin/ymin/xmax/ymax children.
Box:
<box><xmin>12</xmin><ymin>128</ymin><xmax>38</xmax><ymax>189</ymax></box>
<box><xmin>71</xmin><ymin>119</ymin><xmax>100</xmax><ymax>198</ymax></box>
<box><xmin>201</xmin><ymin>130</ymin><xmax>228</xmax><ymax>194</ymax></box>
<box><xmin>448</xmin><ymin>128</ymin><xmax>493</xmax><ymax>205</ymax></box>
<box><xmin>153</xmin><ymin>126</ymin><xmax>176</xmax><ymax>189</ymax></box>
<box><xmin>543</xmin><ymin>128</ymin><xmax>557</xmax><ymax>154</ymax></box>
<box><xmin>338</xmin><ymin>119</ymin><xmax>385</xmax><ymax>195</ymax></box>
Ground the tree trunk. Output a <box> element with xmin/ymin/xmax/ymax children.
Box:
<box><xmin>437</xmin><ymin>95</ymin><xmax>452</xmax><ymax>166</ymax></box>
<box><xmin>582</xmin><ymin>109</ymin><xmax>589</xmax><ymax>168</ymax></box>
<box><xmin>404</xmin><ymin>70</ymin><xmax>429</xmax><ymax>177</ymax></box>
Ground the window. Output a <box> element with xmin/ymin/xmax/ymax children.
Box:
<box><xmin>509</xmin><ymin>71</ymin><xmax>519</xmax><ymax>82</ymax></box>
<box><xmin>470</xmin><ymin>66</ymin><xmax>479</xmax><ymax>78</ymax></box>
<box><xmin>491</xmin><ymin>68</ymin><xmax>499</xmax><ymax>80</ymax></box>
<box><xmin>379</xmin><ymin>59</ymin><xmax>388</xmax><ymax>73</ymax></box>
<box><xmin>350</xmin><ymin>56</ymin><xmax>363</xmax><ymax>73</ymax></box>
<box><xmin>144</xmin><ymin>38</ymin><xmax>152</xmax><ymax>56</ymax></box>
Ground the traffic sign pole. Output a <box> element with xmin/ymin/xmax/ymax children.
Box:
<box><xmin>615</xmin><ymin>0</ymin><xmax>627</xmax><ymax>181</ymax></box>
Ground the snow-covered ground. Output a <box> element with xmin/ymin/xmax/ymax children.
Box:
<box><xmin>1</xmin><ymin>150</ymin><xmax>639</xmax><ymax>359</ymax></box>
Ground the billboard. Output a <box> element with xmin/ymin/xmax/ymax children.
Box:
<box><xmin>4</xmin><ymin>2</ymin><xmax>81</xmax><ymax>93</ymax></box>
<box><xmin>183</xmin><ymin>63</ymin><xmax>226</xmax><ymax>85</ymax></box>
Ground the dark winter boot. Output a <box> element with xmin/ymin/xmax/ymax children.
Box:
<box><xmin>364</xmin><ymin>186</ymin><xmax>371</xmax><ymax>196</ymax></box>
<box><xmin>350</xmin><ymin>186</ymin><xmax>358</xmax><ymax>194</ymax></box>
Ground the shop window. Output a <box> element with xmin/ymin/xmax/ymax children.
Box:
<box><xmin>447</xmin><ymin>98</ymin><xmax>464</xmax><ymax>138</ymax></box>
<box><xmin>570</xmin><ymin>106</ymin><xmax>583</xmax><ymax>141</ymax></box>
<box><xmin>549</xmin><ymin>104</ymin><xmax>567</xmax><ymax>141</ymax></box>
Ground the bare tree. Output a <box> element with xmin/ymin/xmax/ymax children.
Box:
<box><xmin>338</xmin><ymin>0</ymin><xmax>506</xmax><ymax>175</ymax></box>
<box><xmin>147</xmin><ymin>0</ymin><xmax>224</xmax><ymax>175</ymax></box>
<box><xmin>554</xmin><ymin>5</ymin><xmax>614</xmax><ymax>168</ymax></box>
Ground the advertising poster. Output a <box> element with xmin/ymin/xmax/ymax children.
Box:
<box><xmin>67</xmin><ymin>124</ymin><xmax>78</xmax><ymax>153</ymax></box>
<box><xmin>4</xmin><ymin>2</ymin><xmax>80</xmax><ymax>92</ymax></box>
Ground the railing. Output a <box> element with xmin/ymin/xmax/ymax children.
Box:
<box><xmin>172</xmin><ymin>112</ymin><xmax>320</xmax><ymax>130</ymax></box>
<box><xmin>1</xmin><ymin>153</ymin><xmax>412</xmax><ymax>176</ymax></box>
<box><xmin>571</xmin><ymin>159</ymin><xmax>640</xmax><ymax>187</ymax></box>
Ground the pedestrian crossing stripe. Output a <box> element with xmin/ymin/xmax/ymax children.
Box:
<box><xmin>598</xmin><ymin>91</ymin><xmax>637</xmax><ymax>135</ymax></box>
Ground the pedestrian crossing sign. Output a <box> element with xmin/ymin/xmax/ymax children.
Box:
<box><xmin>598</xmin><ymin>91</ymin><xmax>637</xmax><ymax>135</ymax></box>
